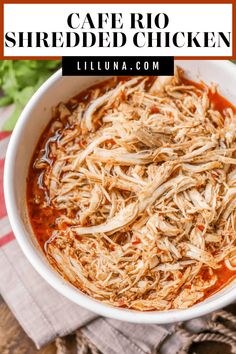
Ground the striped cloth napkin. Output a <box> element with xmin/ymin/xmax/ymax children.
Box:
<box><xmin>1</xmin><ymin>104</ymin><xmax>236</xmax><ymax>354</ymax></box>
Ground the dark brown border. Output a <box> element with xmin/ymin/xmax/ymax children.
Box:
<box><xmin>1</xmin><ymin>0</ymin><xmax>235</xmax><ymax>60</ymax></box>
<box><xmin>0</xmin><ymin>2</ymin><xmax>3</xmax><ymax>59</ymax></box>
<box><xmin>2</xmin><ymin>0</ymin><xmax>234</xmax><ymax>3</ymax></box>
<box><xmin>233</xmin><ymin>0</ymin><xmax>236</xmax><ymax>58</ymax></box>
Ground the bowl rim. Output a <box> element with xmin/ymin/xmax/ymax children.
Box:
<box><xmin>4</xmin><ymin>61</ymin><xmax>236</xmax><ymax>324</ymax></box>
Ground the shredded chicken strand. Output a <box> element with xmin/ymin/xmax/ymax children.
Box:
<box><xmin>32</xmin><ymin>68</ymin><xmax>236</xmax><ymax>311</ymax></box>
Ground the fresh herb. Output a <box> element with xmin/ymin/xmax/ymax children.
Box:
<box><xmin>0</xmin><ymin>60</ymin><xmax>61</xmax><ymax>130</ymax></box>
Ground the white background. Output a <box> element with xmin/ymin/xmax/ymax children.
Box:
<box><xmin>4</xmin><ymin>3</ymin><xmax>233</xmax><ymax>57</ymax></box>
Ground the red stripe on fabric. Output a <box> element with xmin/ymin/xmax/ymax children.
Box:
<box><xmin>0</xmin><ymin>132</ymin><xmax>11</xmax><ymax>141</ymax></box>
<box><xmin>0</xmin><ymin>159</ymin><xmax>7</xmax><ymax>218</ymax></box>
<box><xmin>0</xmin><ymin>232</ymin><xmax>15</xmax><ymax>247</ymax></box>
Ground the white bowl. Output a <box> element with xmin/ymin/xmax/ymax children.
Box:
<box><xmin>4</xmin><ymin>60</ymin><xmax>236</xmax><ymax>324</ymax></box>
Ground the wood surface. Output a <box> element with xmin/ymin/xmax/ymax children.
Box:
<box><xmin>0</xmin><ymin>293</ymin><xmax>233</xmax><ymax>354</ymax></box>
<box><xmin>0</xmin><ymin>295</ymin><xmax>56</xmax><ymax>354</ymax></box>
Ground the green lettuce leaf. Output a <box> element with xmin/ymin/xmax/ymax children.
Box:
<box><xmin>0</xmin><ymin>60</ymin><xmax>61</xmax><ymax>131</ymax></box>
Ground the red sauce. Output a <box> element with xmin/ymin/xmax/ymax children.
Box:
<box><xmin>209</xmin><ymin>90</ymin><xmax>236</xmax><ymax>115</ymax></box>
<box><xmin>27</xmin><ymin>75</ymin><xmax>236</xmax><ymax>299</ymax></box>
<box><xmin>27</xmin><ymin>76</ymin><xmax>137</xmax><ymax>249</ymax></box>
<box><xmin>202</xmin><ymin>263</ymin><xmax>236</xmax><ymax>300</ymax></box>
<box><xmin>183</xmin><ymin>77</ymin><xmax>236</xmax><ymax>115</ymax></box>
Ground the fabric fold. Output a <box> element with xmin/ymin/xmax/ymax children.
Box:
<box><xmin>0</xmin><ymin>241</ymin><xmax>97</xmax><ymax>348</ymax></box>
<box><xmin>82</xmin><ymin>318</ymin><xmax>170</xmax><ymax>354</ymax></box>
<box><xmin>0</xmin><ymin>238</ymin><xmax>170</xmax><ymax>353</ymax></box>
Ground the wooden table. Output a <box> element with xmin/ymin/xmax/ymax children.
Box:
<box><xmin>0</xmin><ymin>295</ymin><xmax>56</xmax><ymax>354</ymax></box>
<box><xmin>0</xmin><ymin>293</ymin><xmax>232</xmax><ymax>354</ymax></box>
<box><xmin>0</xmin><ymin>295</ymin><xmax>79</xmax><ymax>354</ymax></box>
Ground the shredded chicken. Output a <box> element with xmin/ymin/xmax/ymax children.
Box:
<box><xmin>31</xmin><ymin>68</ymin><xmax>236</xmax><ymax>311</ymax></box>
